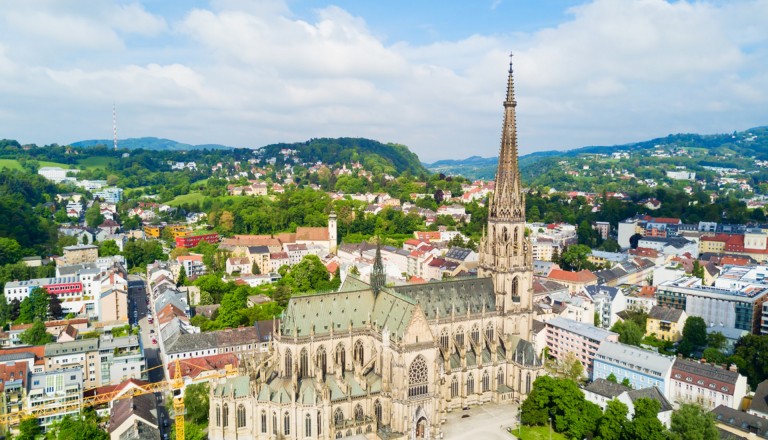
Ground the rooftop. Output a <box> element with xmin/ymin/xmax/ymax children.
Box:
<box><xmin>546</xmin><ymin>316</ymin><xmax>618</xmax><ymax>341</ymax></box>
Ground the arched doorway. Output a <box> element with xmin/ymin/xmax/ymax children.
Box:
<box><xmin>415</xmin><ymin>417</ymin><xmax>428</xmax><ymax>438</ymax></box>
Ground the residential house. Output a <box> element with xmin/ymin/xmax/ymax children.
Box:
<box><xmin>544</xmin><ymin>317</ymin><xmax>618</xmax><ymax>376</ymax></box>
<box><xmin>585</xmin><ymin>285</ymin><xmax>627</xmax><ymax>329</ymax></box>
<box><xmin>226</xmin><ymin>257</ymin><xmax>252</xmax><ymax>275</ymax></box>
<box><xmin>27</xmin><ymin>369</ymin><xmax>83</xmax><ymax>430</ymax></box>
<box><xmin>671</xmin><ymin>358</ymin><xmax>748</xmax><ymax>411</ymax></box>
<box><xmin>593</xmin><ymin>341</ymin><xmax>675</xmax><ymax>396</ymax></box>
<box><xmin>108</xmin><ymin>392</ymin><xmax>160</xmax><ymax>440</ymax></box>
<box><xmin>547</xmin><ymin>269</ymin><xmax>598</xmax><ymax>294</ymax></box>
<box><xmin>646</xmin><ymin>306</ymin><xmax>687</xmax><ymax>341</ymax></box>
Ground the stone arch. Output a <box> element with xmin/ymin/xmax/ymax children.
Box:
<box><xmin>408</xmin><ymin>355</ymin><xmax>429</xmax><ymax>397</ymax></box>
<box><xmin>482</xmin><ymin>370</ymin><xmax>490</xmax><ymax>392</ymax></box>
<box><xmin>222</xmin><ymin>403</ymin><xmax>229</xmax><ymax>428</ymax></box>
<box><xmin>451</xmin><ymin>376</ymin><xmax>459</xmax><ymax>398</ymax></box>
<box><xmin>526</xmin><ymin>372</ymin><xmax>532</xmax><ymax>394</ymax></box>
<box><xmin>497</xmin><ymin>368</ymin><xmax>504</xmax><ymax>387</ymax></box>
<box><xmin>354</xmin><ymin>339</ymin><xmax>364</xmax><ymax>366</ymax></box>
<box><xmin>374</xmin><ymin>399</ymin><xmax>382</xmax><ymax>426</ymax></box>
<box><xmin>216</xmin><ymin>404</ymin><xmax>221</xmax><ymax>427</ymax></box>
<box><xmin>502</xmin><ymin>226</ymin><xmax>509</xmax><ymax>242</ymax></box>
<box><xmin>283</xmin><ymin>411</ymin><xmax>290</xmax><ymax>435</ymax></box>
<box><xmin>467</xmin><ymin>373</ymin><xmax>475</xmax><ymax>394</ymax></box>
<box><xmin>305</xmin><ymin>413</ymin><xmax>312</xmax><ymax>437</ymax></box>
<box><xmin>414</xmin><ymin>406</ymin><xmax>430</xmax><ymax>439</ymax></box>
<box><xmin>511</xmin><ymin>277</ymin><xmax>519</xmax><ymax>298</ymax></box>
<box><xmin>237</xmin><ymin>404</ymin><xmax>246</xmax><ymax>428</ymax></box>
<box><xmin>354</xmin><ymin>404</ymin><xmax>364</xmax><ymax>422</ymax></box>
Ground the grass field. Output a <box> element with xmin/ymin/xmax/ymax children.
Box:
<box><xmin>0</xmin><ymin>159</ymin><xmax>70</xmax><ymax>170</ymax></box>
<box><xmin>0</xmin><ymin>159</ymin><xmax>23</xmax><ymax>170</ymax></box>
<box><xmin>510</xmin><ymin>425</ymin><xmax>566</xmax><ymax>440</ymax></box>
<box><xmin>78</xmin><ymin>156</ymin><xmax>117</xmax><ymax>169</ymax></box>
<box><xmin>167</xmin><ymin>192</ymin><xmax>206</xmax><ymax>207</ymax></box>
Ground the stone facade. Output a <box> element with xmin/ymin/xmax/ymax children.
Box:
<box><xmin>207</xmin><ymin>60</ymin><xmax>543</xmax><ymax>440</ymax></box>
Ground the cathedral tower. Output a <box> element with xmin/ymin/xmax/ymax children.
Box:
<box><xmin>478</xmin><ymin>55</ymin><xmax>534</xmax><ymax>314</ymax></box>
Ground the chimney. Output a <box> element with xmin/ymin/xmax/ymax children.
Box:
<box><xmin>729</xmin><ymin>364</ymin><xmax>738</xmax><ymax>373</ymax></box>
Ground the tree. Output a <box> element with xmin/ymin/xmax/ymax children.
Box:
<box><xmin>17</xmin><ymin>287</ymin><xmax>50</xmax><ymax>324</ymax></box>
<box><xmin>732</xmin><ymin>334</ymin><xmax>768</xmax><ymax>388</ymax></box>
<box><xmin>46</xmin><ymin>411</ymin><xmax>107</xmax><ymax>440</ymax></box>
<box><xmin>184</xmin><ymin>382</ymin><xmax>210</xmax><ymax>425</ymax></box>
<box><xmin>560</xmin><ymin>244</ymin><xmax>592</xmax><ymax>271</ymax></box>
<box><xmin>49</xmin><ymin>293</ymin><xmax>63</xmax><ymax>319</ymax></box>
<box><xmin>702</xmin><ymin>347</ymin><xmax>726</xmax><ymax>365</ymax></box>
<box><xmin>218</xmin><ymin>210</ymin><xmax>234</xmax><ymax>232</ymax></box>
<box><xmin>177</xmin><ymin>265</ymin><xmax>187</xmax><ymax>287</ymax></box>
<box><xmin>19</xmin><ymin>319</ymin><xmax>54</xmax><ymax>345</ymax></box>
<box><xmin>621</xmin><ymin>377</ymin><xmax>632</xmax><ymax>388</ymax></box>
<box><xmin>548</xmin><ymin>351</ymin><xmax>585</xmax><ymax>383</ymax></box>
<box><xmin>0</xmin><ymin>237</ymin><xmax>22</xmax><ymax>266</ymax></box>
<box><xmin>85</xmin><ymin>201</ymin><xmax>104</xmax><ymax>228</ymax></box>
<box><xmin>692</xmin><ymin>260</ymin><xmax>705</xmax><ymax>281</ymax></box>
<box><xmin>681</xmin><ymin>316</ymin><xmax>707</xmax><ymax>350</ymax></box>
<box><xmin>282</xmin><ymin>255</ymin><xmax>330</xmax><ymax>292</ymax></box>
<box><xmin>707</xmin><ymin>332</ymin><xmax>727</xmax><ymax>351</ymax></box>
<box><xmin>15</xmin><ymin>417</ymin><xmax>42</xmax><ymax>440</ymax></box>
<box><xmin>98</xmin><ymin>239</ymin><xmax>121</xmax><ymax>257</ymax></box>
<box><xmin>606</xmin><ymin>373</ymin><xmax>618</xmax><ymax>383</ymax></box>
<box><xmin>610</xmin><ymin>320</ymin><xmax>644</xmax><ymax>347</ymax></box>
<box><xmin>252</xmin><ymin>261</ymin><xmax>261</xmax><ymax>275</ymax></box>
<box><xmin>670</xmin><ymin>403</ymin><xmax>718</xmax><ymax>440</ymax></box>
<box><xmin>624</xmin><ymin>398</ymin><xmax>667</xmax><ymax>440</ymax></box>
<box><xmin>596</xmin><ymin>399</ymin><xmax>628</xmax><ymax>440</ymax></box>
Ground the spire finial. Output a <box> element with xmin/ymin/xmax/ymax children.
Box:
<box><xmin>371</xmin><ymin>238</ymin><xmax>385</xmax><ymax>295</ymax></box>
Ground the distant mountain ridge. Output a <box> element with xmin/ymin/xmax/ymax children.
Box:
<box><xmin>425</xmin><ymin>126</ymin><xmax>768</xmax><ymax>179</ymax></box>
<box><xmin>71</xmin><ymin>137</ymin><xmax>233</xmax><ymax>151</ymax></box>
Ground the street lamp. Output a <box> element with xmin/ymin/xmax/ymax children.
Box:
<box><xmin>549</xmin><ymin>417</ymin><xmax>552</xmax><ymax>440</ymax></box>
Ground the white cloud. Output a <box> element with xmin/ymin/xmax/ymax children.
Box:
<box><xmin>0</xmin><ymin>0</ymin><xmax>766</xmax><ymax>161</ymax></box>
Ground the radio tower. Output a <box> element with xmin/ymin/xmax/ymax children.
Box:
<box><xmin>112</xmin><ymin>103</ymin><xmax>118</xmax><ymax>152</ymax></box>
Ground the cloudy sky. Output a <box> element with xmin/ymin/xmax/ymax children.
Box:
<box><xmin>1</xmin><ymin>0</ymin><xmax>766</xmax><ymax>161</ymax></box>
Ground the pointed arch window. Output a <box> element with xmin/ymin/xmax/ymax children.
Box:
<box><xmin>511</xmin><ymin>277</ymin><xmax>519</xmax><ymax>297</ymax></box>
<box><xmin>482</xmin><ymin>371</ymin><xmax>490</xmax><ymax>392</ymax></box>
<box><xmin>237</xmin><ymin>404</ymin><xmax>246</xmax><ymax>428</ymax></box>
<box><xmin>334</xmin><ymin>408</ymin><xmax>344</xmax><ymax>427</ymax></box>
<box><xmin>216</xmin><ymin>404</ymin><xmax>221</xmax><ymax>427</ymax></box>
<box><xmin>222</xmin><ymin>404</ymin><xmax>229</xmax><ymax>428</ymax></box>
<box><xmin>455</xmin><ymin>326</ymin><xmax>465</xmax><ymax>347</ymax></box>
<box><xmin>317</xmin><ymin>345</ymin><xmax>327</xmax><ymax>375</ymax></box>
<box><xmin>451</xmin><ymin>376</ymin><xmax>459</xmax><ymax>398</ymax></box>
<box><xmin>305</xmin><ymin>413</ymin><xmax>312</xmax><ymax>437</ymax></box>
<box><xmin>497</xmin><ymin>369</ymin><xmax>504</xmax><ymax>387</ymax></box>
<box><xmin>485</xmin><ymin>322</ymin><xmax>495</xmax><ymax>344</ymax></box>
<box><xmin>318</xmin><ymin>410</ymin><xmax>322</xmax><ymax>435</ymax></box>
<box><xmin>261</xmin><ymin>410</ymin><xmax>267</xmax><ymax>433</ymax></box>
<box><xmin>526</xmin><ymin>373</ymin><xmax>532</xmax><ymax>394</ymax></box>
<box><xmin>374</xmin><ymin>399</ymin><xmax>382</xmax><ymax>426</ymax></box>
<box><xmin>439</xmin><ymin>328</ymin><xmax>449</xmax><ymax>351</ymax></box>
<box><xmin>284</xmin><ymin>348</ymin><xmax>292</xmax><ymax>377</ymax></box>
<box><xmin>354</xmin><ymin>339</ymin><xmax>364</xmax><ymax>366</ymax></box>
<box><xmin>272</xmin><ymin>412</ymin><xmax>277</xmax><ymax>435</ymax></box>
<box><xmin>336</xmin><ymin>343</ymin><xmax>346</xmax><ymax>372</ymax></box>
<box><xmin>354</xmin><ymin>404</ymin><xmax>364</xmax><ymax>422</ymax></box>
<box><xmin>467</xmin><ymin>373</ymin><xmax>475</xmax><ymax>395</ymax></box>
<box><xmin>300</xmin><ymin>348</ymin><xmax>308</xmax><ymax>378</ymax></box>
<box><xmin>284</xmin><ymin>412</ymin><xmax>290</xmax><ymax>435</ymax></box>
<box><xmin>470</xmin><ymin>324</ymin><xmax>480</xmax><ymax>345</ymax></box>
<box><xmin>408</xmin><ymin>355</ymin><xmax>429</xmax><ymax>398</ymax></box>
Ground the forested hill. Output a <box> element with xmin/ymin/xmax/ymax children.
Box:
<box><xmin>425</xmin><ymin>126</ymin><xmax>768</xmax><ymax>179</ymax></box>
<box><xmin>258</xmin><ymin>137</ymin><xmax>428</xmax><ymax>176</ymax></box>
<box><xmin>72</xmin><ymin>137</ymin><xmax>233</xmax><ymax>151</ymax></box>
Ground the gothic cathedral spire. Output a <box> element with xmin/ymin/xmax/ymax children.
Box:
<box><xmin>371</xmin><ymin>241</ymin><xmax>385</xmax><ymax>295</ymax></box>
<box><xmin>490</xmin><ymin>54</ymin><xmax>525</xmax><ymax>221</ymax></box>
<box><xmin>479</xmin><ymin>54</ymin><xmax>533</xmax><ymax>313</ymax></box>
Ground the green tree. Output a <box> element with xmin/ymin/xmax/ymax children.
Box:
<box><xmin>732</xmin><ymin>334</ymin><xmax>768</xmax><ymax>388</ymax></box>
<box><xmin>670</xmin><ymin>403</ymin><xmax>718</xmax><ymax>440</ymax></box>
<box><xmin>17</xmin><ymin>287</ymin><xmax>50</xmax><ymax>324</ymax></box>
<box><xmin>98</xmin><ymin>239</ymin><xmax>121</xmax><ymax>257</ymax></box>
<box><xmin>624</xmin><ymin>398</ymin><xmax>667</xmax><ymax>440</ymax></box>
<box><xmin>621</xmin><ymin>377</ymin><xmax>632</xmax><ymax>389</ymax></box>
<box><xmin>19</xmin><ymin>319</ymin><xmax>54</xmax><ymax>345</ymax></box>
<box><xmin>702</xmin><ymin>347</ymin><xmax>727</xmax><ymax>365</ymax></box>
<box><xmin>85</xmin><ymin>201</ymin><xmax>104</xmax><ymax>228</ymax></box>
<box><xmin>15</xmin><ymin>417</ymin><xmax>42</xmax><ymax>440</ymax></box>
<box><xmin>610</xmin><ymin>320</ymin><xmax>644</xmax><ymax>347</ymax></box>
<box><xmin>48</xmin><ymin>293</ymin><xmax>63</xmax><ymax>319</ymax></box>
<box><xmin>692</xmin><ymin>260</ymin><xmax>705</xmax><ymax>281</ymax></box>
<box><xmin>707</xmin><ymin>332</ymin><xmax>727</xmax><ymax>350</ymax></box>
<box><xmin>183</xmin><ymin>382</ymin><xmax>210</xmax><ymax>425</ymax></box>
<box><xmin>282</xmin><ymin>255</ymin><xmax>330</xmax><ymax>292</ymax></box>
<box><xmin>216</xmin><ymin>286</ymin><xmax>249</xmax><ymax>328</ymax></box>
<box><xmin>681</xmin><ymin>316</ymin><xmax>707</xmax><ymax>349</ymax></box>
<box><xmin>560</xmin><ymin>244</ymin><xmax>593</xmax><ymax>271</ymax></box>
<box><xmin>47</xmin><ymin>411</ymin><xmax>108</xmax><ymax>440</ymax></box>
<box><xmin>0</xmin><ymin>237</ymin><xmax>23</xmax><ymax>266</ymax></box>
<box><xmin>252</xmin><ymin>261</ymin><xmax>261</xmax><ymax>275</ymax></box>
<box><xmin>177</xmin><ymin>265</ymin><xmax>187</xmax><ymax>287</ymax></box>
<box><xmin>606</xmin><ymin>373</ymin><xmax>618</xmax><ymax>383</ymax></box>
<box><xmin>596</xmin><ymin>399</ymin><xmax>628</xmax><ymax>440</ymax></box>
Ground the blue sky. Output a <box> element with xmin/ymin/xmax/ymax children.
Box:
<box><xmin>0</xmin><ymin>0</ymin><xmax>766</xmax><ymax>161</ymax></box>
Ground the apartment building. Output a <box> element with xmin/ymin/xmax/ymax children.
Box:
<box><xmin>670</xmin><ymin>358</ymin><xmax>748</xmax><ymax>411</ymax></box>
<box><xmin>545</xmin><ymin>317</ymin><xmax>618</xmax><ymax>376</ymax></box>
<box><xmin>593</xmin><ymin>341</ymin><xmax>675</xmax><ymax>396</ymax></box>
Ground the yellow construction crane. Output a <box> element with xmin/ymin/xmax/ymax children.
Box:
<box><xmin>0</xmin><ymin>359</ymin><xmax>237</xmax><ymax>439</ymax></box>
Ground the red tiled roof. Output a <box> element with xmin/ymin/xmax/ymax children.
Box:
<box><xmin>719</xmin><ymin>256</ymin><xmax>751</xmax><ymax>266</ymax></box>
<box><xmin>547</xmin><ymin>268</ymin><xmax>597</xmax><ymax>283</ymax></box>
<box><xmin>167</xmin><ymin>353</ymin><xmax>239</xmax><ymax>379</ymax></box>
<box><xmin>296</xmin><ymin>227</ymin><xmax>329</xmax><ymax>241</ymax></box>
<box><xmin>408</xmin><ymin>276</ymin><xmax>426</xmax><ymax>284</ymax></box>
<box><xmin>638</xmin><ymin>285</ymin><xmax>657</xmax><ymax>298</ymax></box>
<box><xmin>651</xmin><ymin>217</ymin><xmax>681</xmax><ymax>224</ymax></box>
<box><xmin>326</xmin><ymin>261</ymin><xmax>339</xmax><ymax>274</ymax></box>
<box><xmin>629</xmin><ymin>247</ymin><xmax>660</xmax><ymax>258</ymax></box>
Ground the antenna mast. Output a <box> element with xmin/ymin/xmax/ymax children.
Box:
<box><xmin>113</xmin><ymin>103</ymin><xmax>118</xmax><ymax>152</ymax></box>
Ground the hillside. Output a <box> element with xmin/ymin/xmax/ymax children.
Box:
<box><xmin>258</xmin><ymin>137</ymin><xmax>428</xmax><ymax>176</ymax></box>
<box><xmin>71</xmin><ymin>137</ymin><xmax>233</xmax><ymax>151</ymax></box>
<box><xmin>425</xmin><ymin>126</ymin><xmax>768</xmax><ymax>179</ymax></box>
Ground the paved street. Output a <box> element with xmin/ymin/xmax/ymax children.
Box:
<box><xmin>442</xmin><ymin>403</ymin><xmax>519</xmax><ymax>440</ymax></box>
<box><xmin>128</xmin><ymin>274</ymin><xmax>170</xmax><ymax>438</ymax></box>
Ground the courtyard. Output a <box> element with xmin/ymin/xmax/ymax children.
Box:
<box><xmin>441</xmin><ymin>403</ymin><xmax>519</xmax><ymax>440</ymax></box>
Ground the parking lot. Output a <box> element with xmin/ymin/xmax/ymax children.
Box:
<box><xmin>442</xmin><ymin>403</ymin><xmax>519</xmax><ymax>440</ymax></box>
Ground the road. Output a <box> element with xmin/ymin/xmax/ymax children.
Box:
<box><xmin>128</xmin><ymin>274</ymin><xmax>170</xmax><ymax>438</ymax></box>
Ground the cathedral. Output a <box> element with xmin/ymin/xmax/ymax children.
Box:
<box><xmin>208</xmin><ymin>59</ymin><xmax>543</xmax><ymax>440</ymax></box>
